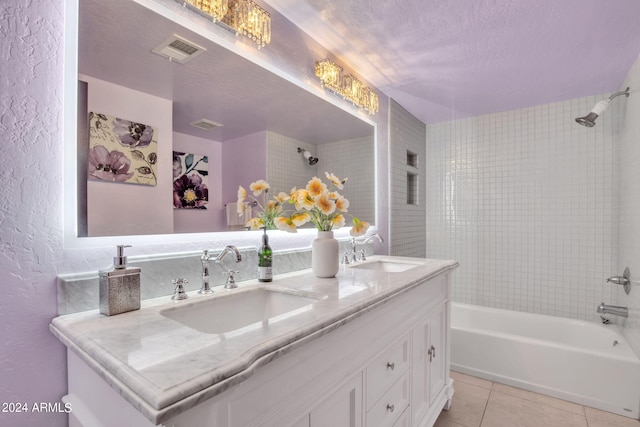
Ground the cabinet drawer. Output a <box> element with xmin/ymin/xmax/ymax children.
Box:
<box><xmin>366</xmin><ymin>334</ymin><xmax>410</xmax><ymax>408</ymax></box>
<box><xmin>366</xmin><ymin>372</ymin><xmax>410</xmax><ymax>427</ymax></box>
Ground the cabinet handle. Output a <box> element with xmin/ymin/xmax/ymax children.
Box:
<box><xmin>386</xmin><ymin>404</ymin><xmax>395</xmax><ymax>413</ymax></box>
<box><xmin>427</xmin><ymin>347</ymin><xmax>432</xmax><ymax>362</ymax></box>
<box><xmin>431</xmin><ymin>345</ymin><xmax>436</xmax><ymax>359</ymax></box>
<box><xmin>386</xmin><ymin>362</ymin><xmax>395</xmax><ymax>370</ymax></box>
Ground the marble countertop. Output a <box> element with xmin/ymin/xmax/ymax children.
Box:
<box><xmin>50</xmin><ymin>256</ymin><xmax>458</xmax><ymax>424</ymax></box>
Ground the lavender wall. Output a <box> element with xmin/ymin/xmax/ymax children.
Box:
<box><xmin>1</xmin><ymin>2</ymin><xmax>69</xmax><ymax>426</ymax></box>
<box><xmin>221</xmin><ymin>131</ymin><xmax>268</xmax><ymax>204</ymax></box>
<box><xmin>0</xmin><ymin>1</ymin><xmax>389</xmax><ymax>426</ymax></box>
<box><xmin>84</xmin><ymin>76</ymin><xmax>174</xmax><ymax>236</ymax></box>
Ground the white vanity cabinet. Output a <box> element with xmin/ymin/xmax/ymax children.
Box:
<box><xmin>59</xmin><ymin>261</ymin><xmax>456</xmax><ymax>427</ymax></box>
<box><xmin>411</xmin><ymin>304</ymin><xmax>449</xmax><ymax>426</ymax></box>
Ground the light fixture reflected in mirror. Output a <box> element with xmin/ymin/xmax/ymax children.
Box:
<box><xmin>298</xmin><ymin>147</ymin><xmax>318</xmax><ymax>165</ymax></box>
<box><xmin>315</xmin><ymin>58</ymin><xmax>379</xmax><ymax>115</ymax></box>
<box><xmin>181</xmin><ymin>0</ymin><xmax>271</xmax><ymax>48</ymax></box>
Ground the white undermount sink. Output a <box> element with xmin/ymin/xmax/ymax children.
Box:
<box><xmin>160</xmin><ymin>286</ymin><xmax>326</xmax><ymax>334</ymax></box>
<box><xmin>349</xmin><ymin>260</ymin><xmax>421</xmax><ymax>273</ymax></box>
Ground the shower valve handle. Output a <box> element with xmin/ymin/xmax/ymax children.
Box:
<box><xmin>606</xmin><ymin>267</ymin><xmax>632</xmax><ymax>295</ymax></box>
<box><xmin>607</xmin><ymin>276</ymin><xmax>629</xmax><ymax>286</ymax></box>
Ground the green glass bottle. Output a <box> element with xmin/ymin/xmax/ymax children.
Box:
<box><xmin>258</xmin><ymin>227</ymin><xmax>272</xmax><ymax>282</ymax></box>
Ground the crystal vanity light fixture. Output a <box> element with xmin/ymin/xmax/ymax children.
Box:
<box><xmin>181</xmin><ymin>0</ymin><xmax>271</xmax><ymax>48</ymax></box>
<box><xmin>315</xmin><ymin>58</ymin><xmax>379</xmax><ymax>115</ymax></box>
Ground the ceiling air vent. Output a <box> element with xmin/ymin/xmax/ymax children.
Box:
<box><xmin>190</xmin><ymin>119</ymin><xmax>223</xmax><ymax>130</ymax></box>
<box><xmin>152</xmin><ymin>34</ymin><xmax>206</xmax><ymax>64</ymax></box>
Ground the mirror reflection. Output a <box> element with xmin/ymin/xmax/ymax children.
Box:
<box><xmin>77</xmin><ymin>0</ymin><xmax>375</xmax><ymax>237</ymax></box>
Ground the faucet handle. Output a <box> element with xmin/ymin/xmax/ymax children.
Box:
<box><xmin>606</xmin><ymin>267</ymin><xmax>632</xmax><ymax>295</ymax></box>
<box><xmin>223</xmin><ymin>270</ymin><xmax>239</xmax><ymax>289</ymax></box>
<box><xmin>171</xmin><ymin>279</ymin><xmax>189</xmax><ymax>300</ymax></box>
<box><xmin>607</xmin><ymin>276</ymin><xmax>629</xmax><ymax>285</ymax></box>
<box><xmin>359</xmin><ymin>249</ymin><xmax>367</xmax><ymax>261</ymax></box>
<box><xmin>342</xmin><ymin>252</ymin><xmax>351</xmax><ymax>265</ymax></box>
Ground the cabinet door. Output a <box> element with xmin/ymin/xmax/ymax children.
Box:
<box><xmin>428</xmin><ymin>305</ymin><xmax>447</xmax><ymax>404</ymax></box>
<box><xmin>411</xmin><ymin>304</ymin><xmax>447</xmax><ymax>424</ymax></box>
<box><xmin>310</xmin><ymin>373</ymin><xmax>362</xmax><ymax>427</ymax></box>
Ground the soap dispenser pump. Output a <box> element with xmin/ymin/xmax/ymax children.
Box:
<box><xmin>99</xmin><ymin>245</ymin><xmax>141</xmax><ymax>316</ymax></box>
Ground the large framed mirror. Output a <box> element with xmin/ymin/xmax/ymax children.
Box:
<box><xmin>64</xmin><ymin>0</ymin><xmax>376</xmax><ymax>247</ymax></box>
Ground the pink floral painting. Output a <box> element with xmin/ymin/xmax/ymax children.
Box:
<box><xmin>173</xmin><ymin>151</ymin><xmax>209</xmax><ymax>209</ymax></box>
<box><xmin>88</xmin><ymin>112</ymin><xmax>158</xmax><ymax>186</ymax></box>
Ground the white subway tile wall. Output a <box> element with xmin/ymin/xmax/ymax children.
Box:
<box><xmin>266</xmin><ymin>131</ymin><xmax>376</xmax><ymax>227</ymax></box>
<box><xmin>266</xmin><ymin>131</ymin><xmax>316</xmax><ymax>195</ymax></box>
<box><xmin>390</xmin><ymin>99</ymin><xmax>427</xmax><ymax>257</ymax></box>
<box><xmin>617</xmin><ymin>56</ymin><xmax>640</xmax><ymax>357</ymax></box>
<box><xmin>317</xmin><ymin>137</ymin><xmax>376</xmax><ymax>225</ymax></box>
<box><xmin>425</xmin><ymin>96</ymin><xmax>619</xmax><ymax>321</ymax></box>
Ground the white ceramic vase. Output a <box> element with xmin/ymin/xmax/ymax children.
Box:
<box><xmin>312</xmin><ymin>231</ymin><xmax>339</xmax><ymax>278</ymax></box>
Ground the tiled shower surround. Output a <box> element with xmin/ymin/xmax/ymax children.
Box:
<box><xmin>425</xmin><ymin>95</ymin><xmax>620</xmax><ymax>322</ymax></box>
<box><xmin>390</xmin><ymin>100</ymin><xmax>427</xmax><ymax>257</ymax></box>
<box><xmin>617</xmin><ymin>55</ymin><xmax>640</xmax><ymax>357</ymax></box>
<box><xmin>266</xmin><ymin>131</ymin><xmax>376</xmax><ymax>226</ymax></box>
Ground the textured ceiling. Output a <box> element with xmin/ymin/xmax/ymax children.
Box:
<box><xmin>264</xmin><ymin>0</ymin><xmax>640</xmax><ymax>124</ymax></box>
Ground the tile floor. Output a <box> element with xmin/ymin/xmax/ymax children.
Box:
<box><xmin>435</xmin><ymin>371</ymin><xmax>640</xmax><ymax>427</ymax></box>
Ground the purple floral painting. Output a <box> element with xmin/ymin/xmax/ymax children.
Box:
<box><xmin>173</xmin><ymin>151</ymin><xmax>208</xmax><ymax>209</ymax></box>
<box><xmin>88</xmin><ymin>112</ymin><xmax>158</xmax><ymax>186</ymax></box>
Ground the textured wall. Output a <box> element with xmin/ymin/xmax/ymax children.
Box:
<box><xmin>425</xmin><ymin>96</ymin><xmax>619</xmax><ymax>321</ymax></box>
<box><xmin>0</xmin><ymin>1</ymin><xmax>69</xmax><ymax>426</ymax></box>
<box><xmin>0</xmin><ymin>1</ymin><xmax>389</xmax><ymax>426</ymax></box>
<box><xmin>617</xmin><ymin>54</ymin><xmax>640</xmax><ymax>357</ymax></box>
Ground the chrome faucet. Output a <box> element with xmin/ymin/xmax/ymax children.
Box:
<box><xmin>360</xmin><ymin>233</ymin><xmax>384</xmax><ymax>261</ymax></box>
<box><xmin>171</xmin><ymin>278</ymin><xmax>189</xmax><ymax>300</ymax></box>
<box><xmin>345</xmin><ymin>238</ymin><xmax>359</xmax><ymax>264</ymax></box>
<box><xmin>597</xmin><ymin>302</ymin><xmax>628</xmax><ymax>318</ymax></box>
<box><xmin>344</xmin><ymin>234</ymin><xmax>385</xmax><ymax>263</ymax></box>
<box><xmin>198</xmin><ymin>250</ymin><xmax>214</xmax><ymax>295</ymax></box>
<box><xmin>215</xmin><ymin>245</ymin><xmax>242</xmax><ymax>263</ymax></box>
<box><xmin>215</xmin><ymin>245</ymin><xmax>242</xmax><ymax>289</ymax></box>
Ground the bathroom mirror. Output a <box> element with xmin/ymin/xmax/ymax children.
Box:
<box><xmin>69</xmin><ymin>0</ymin><xmax>376</xmax><ymax>240</ymax></box>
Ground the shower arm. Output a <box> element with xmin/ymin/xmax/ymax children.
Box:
<box><xmin>608</xmin><ymin>87</ymin><xmax>630</xmax><ymax>101</ymax></box>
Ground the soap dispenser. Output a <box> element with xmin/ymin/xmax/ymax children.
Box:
<box><xmin>99</xmin><ymin>245</ymin><xmax>141</xmax><ymax>316</ymax></box>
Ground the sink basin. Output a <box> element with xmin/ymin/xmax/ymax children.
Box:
<box><xmin>160</xmin><ymin>287</ymin><xmax>325</xmax><ymax>334</ymax></box>
<box><xmin>350</xmin><ymin>260</ymin><xmax>420</xmax><ymax>273</ymax></box>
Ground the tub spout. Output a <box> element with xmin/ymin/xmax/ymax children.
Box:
<box><xmin>597</xmin><ymin>302</ymin><xmax>628</xmax><ymax>318</ymax></box>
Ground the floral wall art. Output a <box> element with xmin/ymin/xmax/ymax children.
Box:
<box><xmin>88</xmin><ymin>112</ymin><xmax>158</xmax><ymax>186</ymax></box>
<box><xmin>173</xmin><ymin>151</ymin><xmax>209</xmax><ymax>209</ymax></box>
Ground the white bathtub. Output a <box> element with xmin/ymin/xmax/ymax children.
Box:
<box><xmin>451</xmin><ymin>302</ymin><xmax>640</xmax><ymax>418</ymax></box>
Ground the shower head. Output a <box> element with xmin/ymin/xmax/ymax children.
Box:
<box><xmin>575</xmin><ymin>87</ymin><xmax>630</xmax><ymax>127</ymax></box>
<box><xmin>297</xmin><ymin>147</ymin><xmax>318</xmax><ymax>165</ymax></box>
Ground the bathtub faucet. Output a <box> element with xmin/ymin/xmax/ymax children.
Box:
<box><xmin>597</xmin><ymin>302</ymin><xmax>628</xmax><ymax>318</ymax></box>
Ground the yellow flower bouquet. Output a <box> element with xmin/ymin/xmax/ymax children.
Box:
<box><xmin>239</xmin><ymin>172</ymin><xmax>369</xmax><ymax>236</ymax></box>
<box><xmin>236</xmin><ymin>180</ymin><xmax>289</xmax><ymax>230</ymax></box>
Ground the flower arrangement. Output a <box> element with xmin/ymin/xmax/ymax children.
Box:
<box><xmin>237</xmin><ymin>172</ymin><xmax>370</xmax><ymax>236</ymax></box>
<box><xmin>237</xmin><ymin>180</ymin><xmax>289</xmax><ymax>230</ymax></box>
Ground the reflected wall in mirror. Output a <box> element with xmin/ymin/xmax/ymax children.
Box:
<box><xmin>77</xmin><ymin>0</ymin><xmax>375</xmax><ymax>237</ymax></box>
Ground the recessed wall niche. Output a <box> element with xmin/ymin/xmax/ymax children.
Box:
<box><xmin>406</xmin><ymin>150</ymin><xmax>419</xmax><ymax>205</ymax></box>
<box><xmin>407</xmin><ymin>171</ymin><xmax>418</xmax><ymax>205</ymax></box>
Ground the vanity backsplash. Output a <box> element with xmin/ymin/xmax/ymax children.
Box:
<box><xmin>57</xmin><ymin>240</ymin><xmax>369</xmax><ymax>315</ymax></box>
